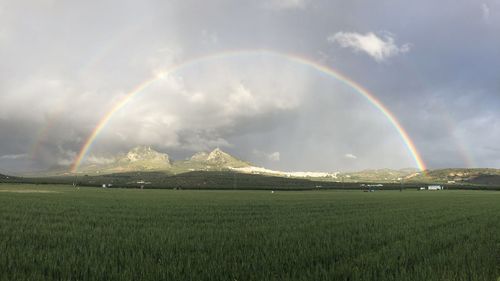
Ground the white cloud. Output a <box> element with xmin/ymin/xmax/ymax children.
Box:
<box><xmin>344</xmin><ymin>153</ymin><xmax>357</xmax><ymax>160</ymax></box>
<box><xmin>253</xmin><ymin>150</ymin><xmax>281</xmax><ymax>162</ymax></box>
<box><xmin>481</xmin><ymin>3</ymin><xmax>490</xmax><ymax>20</ymax></box>
<box><xmin>177</xmin><ymin>135</ymin><xmax>231</xmax><ymax>152</ymax></box>
<box><xmin>85</xmin><ymin>155</ymin><xmax>116</xmax><ymax>165</ymax></box>
<box><xmin>101</xmin><ymin>58</ymin><xmax>307</xmax><ymax>154</ymax></box>
<box><xmin>264</xmin><ymin>0</ymin><xmax>308</xmax><ymax>10</ymax></box>
<box><xmin>328</xmin><ymin>31</ymin><xmax>411</xmax><ymax>62</ymax></box>
<box><xmin>224</xmin><ymin>83</ymin><xmax>259</xmax><ymax>115</ymax></box>
<box><xmin>0</xmin><ymin>153</ymin><xmax>28</xmax><ymax>160</ymax></box>
<box><xmin>268</xmin><ymin>152</ymin><xmax>280</xmax><ymax>161</ymax></box>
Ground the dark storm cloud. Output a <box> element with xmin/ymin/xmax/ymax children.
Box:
<box><xmin>1</xmin><ymin>0</ymin><xmax>499</xmax><ymax>172</ymax></box>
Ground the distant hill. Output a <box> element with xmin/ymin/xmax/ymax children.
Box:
<box><xmin>17</xmin><ymin>171</ymin><xmax>367</xmax><ymax>190</ymax></box>
<box><xmin>229</xmin><ymin>166</ymin><xmax>338</xmax><ymax>179</ymax></box>
<box><xmin>0</xmin><ymin>172</ymin><xmax>19</xmax><ymax>182</ymax></box>
<box><xmin>467</xmin><ymin>174</ymin><xmax>500</xmax><ymax>185</ymax></box>
<box><xmin>27</xmin><ymin>145</ymin><xmax>500</xmax><ymax>187</ymax></box>
<box><xmin>407</xmin><ymin>168</ymin><xmax>500</xmax><ymax>184</ymax></box>
<box><xmin>8</xmin><ymin>165</ymin><xmax>500</xmax><ymax>190</ymax></box>
<box><xmin>68</xmin><ymin>146</ymin><xmax>341</xmax><ymax>180</ymax></box>
<box><xmin>172</xmin><ymin>148</ymin><xmax>251</xmax><ymax>173</ymax></box>
<box><xmin>316</xmin><ymin>168</ymin><xmax>500</xmax><ymax>185</ymax></box>
<box><xmin>76</xmin><ymin>146</ymin><xmax>251</xmax><ymax>175</ymax></box>
<box><xmin>77</xmin><ymin>146</ymin><xmax>172</xmax><ymax>174</ymax></box>
<box><xmin>338</xmin><ymin>168</ymin><xmax>421</xmax><ymax>183</ymax></box>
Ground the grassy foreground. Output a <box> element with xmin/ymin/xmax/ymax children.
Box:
<box><xmin>0</xmin><ymin>184</ymin><xmax>499</xmax><ymax>281</ymax></box>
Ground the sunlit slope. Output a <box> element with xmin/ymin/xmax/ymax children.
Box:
<box><xmin>25</xmin><ymin>145</ymin><xmax>500</xmax><ymax>186</ymax></box>
<box><xmin>170</xmin><ymin>148</ymin><xmax>251</xmax><ymax>173</ymax></box>
<box><xmin>75</xmin><ymin>146</ymin><xmax>251</xmax><ymax>175</ymax></box>
<box><xmin>77</xmin><ymin>146</ymin><xmax>172</xmax><ymax>174</ymax></box>
<box><xmin>339</xmin><ymin>168</ymin><xmax>500</xmax><ymax>184</ymax></box>
<box><xmin>338</xmin><ymin>168</ymin><xmax>420</xmax><ymax>182</ymax></box>
<box><xmin>407</xmin><ymin>168</ymin><xmax>500</xmax><ymax>184</ymax></box>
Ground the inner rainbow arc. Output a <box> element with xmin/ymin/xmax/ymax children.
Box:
<box><xmin>70</xmin><ymin>49</ymin><xmax>427</xmax><ymax>173</ymax></box>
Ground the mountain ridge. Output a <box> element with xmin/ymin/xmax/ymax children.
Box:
<box><xmin>18</xmin><ymin>145</ymin><xmax>500</xmax><ymax>184</ymax></box>
<box><xmin>76</xmin><ymin>146</ymin><xmax>250</xmax><ymax>175</ymax></box>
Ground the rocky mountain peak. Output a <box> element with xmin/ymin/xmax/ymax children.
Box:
<box><xmin>190</xmin><ymin>151</ymin><xmax>209</xmax><ymax>161</ymax></box>
<box><xmin>74</xmin><ymin>146</ymin><xmax>250</xmax><ymax>175</ymax></box>
<box><xmin>207</xmin><ymin>148</ymin><xmax>231</xmax><ymax>162</ymax></box>
<box><xmin>125</xmin><ymin>146</ymin><xmax>170</xmax><ymax>164</ymax></box>
<box><xmin>204</xmin><ymin>148</ymin><xmax>249</xmax><ymax>168</ymax></box>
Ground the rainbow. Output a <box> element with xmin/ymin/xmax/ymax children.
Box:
<box><xmin>30</xmin><ymin>109</ymin><xmax>65</xmax><ymax>161</ymax></box>
<box><xmin>395</xmin><ymin>60</ymin><xmax>475</xmax><ymax>169</ymax></box>
<box><xmin>71</xmin><ymin>49</ymin><xmax>427</xmax><ymax>172</ymax></box>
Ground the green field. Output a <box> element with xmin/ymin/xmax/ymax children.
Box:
<box><xmin>0</xmin><ymin>184</ymin><xmax>499</xmax><ymax>280</ymax></box>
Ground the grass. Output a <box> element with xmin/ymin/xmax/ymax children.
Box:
<box><xmin>0</xmin><ymin>183</ymin><xmax>499</xmax><ymax>280</ymax></box>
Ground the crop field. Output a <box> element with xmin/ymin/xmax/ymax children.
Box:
<box><xmin>0</xmin><ymin>184</ymin><xmax>499</xmax><ymax>281</ymax></box>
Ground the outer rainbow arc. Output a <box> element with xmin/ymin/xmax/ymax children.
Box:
<box><xmin>71</xmin><ymin>49</ymin><xmax>427</xmax><ymax>173</ymax></box>
<box><xmin>289</xmin><ymin>55</ymin><xmax>426</xmax><ymax>172</ymax></box>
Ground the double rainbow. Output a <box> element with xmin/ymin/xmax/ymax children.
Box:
<box><xmin>70</xmin><ymin>49</ymin><xmax>427</xmax><ymax>172</ymax></box>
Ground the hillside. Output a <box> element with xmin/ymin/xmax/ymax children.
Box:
<box><xmin>337</xmin><ymin>168</ymin><xmax>421</xmax><ymax>183</ymax></box>
<box><xmin>407</xmin><ymin>168</ymin><xmax>500</xmax><ymax>184</ymax></box>
<box><xmin>22</xmin><ymin>145</ymin><xmax>500</xmax><ymax>187</ymax></box>
<box><xmin>467</xmin><ymin>175</ymin><xmax>500</xmax><ymax>185</ymax></box>
<box><xmin>171</xmin><ymin>148</ymin><xmax>251</xmax><ymax>173</ymax></box>
<box><xmin>334</xmin><ymin>168</ymin><xmax>500</xmax><ymax>185</ymax></box>
<box><xmin>15</xmin><ymin>171</ymin><xmax>389</xmax><ymax>190</ymax></box>
<box><xmin>229</xmin><ymin>166</ymin><xmax>338</xmax><ymax>179</ymax></box>
<box><xmin>76</xmin><ymin>146</ymin><xmax>251</xmax><ymax>175</ymax></box>
<box><xmin>77</xmin><ymin>146</ymin><xmax>172</xmax><ymax>174</ymax></box>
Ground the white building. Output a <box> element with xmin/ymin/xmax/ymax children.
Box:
<box><xmin>427</xmin><ymin>185</ymin><xmax>443</xmax><ymax>190</ymax></box>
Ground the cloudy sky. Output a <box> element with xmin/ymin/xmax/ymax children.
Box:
<box><xmin>0</xmin><ymin>0</ymin><xmax>499</xmax><ymax>173</ymax></box>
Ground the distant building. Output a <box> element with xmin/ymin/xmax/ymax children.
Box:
<box><xmin>427</xmin><ymin>185</ymin><xmax>443</xmax><ymax>191</ymax></box>
<box><xmin>360</xmin><ymin>184</ymin><xmax>383</xmax><ymax>187</ymax></box>
<box><xmin>419</xmin><ymin>185</ymin><xmax>444</xmax><ymax>191</ymax></box>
